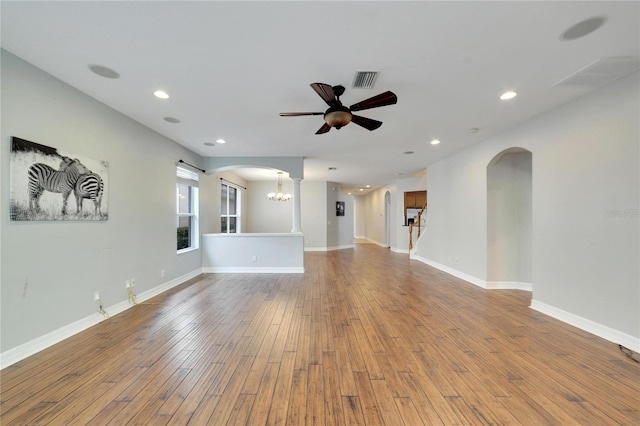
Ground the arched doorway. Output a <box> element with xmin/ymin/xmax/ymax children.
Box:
<box><xmin>384</xmin><ymin>191</ymin><xmax>391</xmax><ymax>248</ymax></box>
<box><xmin>487</xmin><ymin>148</ymin><xmax>532</xmax><ymax>290</ymax></box>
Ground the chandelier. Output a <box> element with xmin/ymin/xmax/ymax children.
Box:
<box><xmin>267</xmin><ymin>172</ymin><xmax>291</xmax><ymax>201</ymax></box>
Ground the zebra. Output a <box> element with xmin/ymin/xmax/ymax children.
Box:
<box><xmin>28</xmin><ymin>157</ymin><xmax>90</xmax><ymax>215</ymax></box>
<box><xmin>74</xmin><ymin>173</ymin><xmax>104</xmax><ymax>215</ymax></box>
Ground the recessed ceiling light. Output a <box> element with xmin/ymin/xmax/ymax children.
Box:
<box><xmin>560</xmin><ymin>16</ymin><xmax>607</xmax><ymax>41</ymax></box>
<box><xmin>348</xmin><ymin>192</ymin><xmax>352</xmax><ymax>195</ymax></box>
<box><xmin>88</xmin><ymin>64</ymin><xmax>120</xmax><ymax>79</ymax></box>
<box><xmin>163</xmin><ymin>117</ymin><xmax>181</xmax><ymax>123</ymax></box>
<box><xmin>216</xmin><ymin>139</ymin><xmax>226</xmax><ymax>144</ymax></box>
<box><xmin>403</xmin><ymin>151</ymin><xmax>414</xmax><ymax>155</ymax></box>
<box><xmin>500</xmin><ymin>91</ymin><xmax>517</xmax><ymax>100</ymax></box>
<box><xmin>365</xmin><ymin>185</ymin><xmax>371</xmax><ymax>188</ymax></box>
<box><xmin>430</xmin><ymin>139</ymin><xmax>441</xmax><ymax>145</ymax></box>
<box><xmin>154</xmin><ymin>90</ymin><xmax>169</xmax><ymax>99</ymax></box>
<box><xmin>359</xmin><ymin>188</ymin><xmax>364</xmax><ymax>191</ymax></box>
<box><xmin>328</xmin><ymin>167</ymin><xmax>337</xmax><ymax>170</ymax></box>
<box><xmin>204</xmin><ymin>142</ymin><xmax>215</xmax><ymax>146</ymax></box>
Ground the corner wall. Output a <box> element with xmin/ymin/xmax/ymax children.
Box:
<box><xmin>414</xmin><ymin>72</ymin><xmax>639</xmax><ymax>347</ymax></box>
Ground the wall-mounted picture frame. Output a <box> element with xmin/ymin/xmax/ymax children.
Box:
<box><xmin>10</xmin><ymin>137</ymin><xmax>109</xmax><ymax>221</ymax></box>
<box><xmin>336</xmin><ymin>201</ymin><xmax>345</xmax><ymax>216</ymax></box>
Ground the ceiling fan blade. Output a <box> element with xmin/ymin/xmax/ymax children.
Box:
<box><xmin>349</xmin><ymin>91</ymin><xmax>398</xmax><ymax>112</ymax></box>
<box><xmin>280</xmin><ymin>112</ymin><xmax>324</xmax><ymax>116</ymax></box>
<box><xmin>351</xmin><ymin>115</ymin><xmax>383</xmax><ymax>131</ymax></box>
<box><xmin>310</xmin><ymin>83</ymin><xmax>337</xmax><ymax>106</ymax></box>
<box><xmin>315</xmin><ymin>123</ymin><xmax>332</xmax><ymax>134</ymax></box>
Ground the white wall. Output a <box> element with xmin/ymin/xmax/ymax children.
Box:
<box><xmin>354</xmin><ymin>195</ymin><xmax>367</xmax><ymax>238</ymax></box>
<box><xmin>360</xmin><ymin>188</ymin><xmax>389</xmax><ymax>247</ymax></box>
<box><xmin>245</xmin><ymin>180</ymin><xmax>293</xmax><ymax>233</ymax></box>
<box><xmin>202</xmin><ymin>233</ymin><xmax>304</xmax><ymax>273</ymax></box>
<box><xmin>301</xmin><ymin>181</ymin><xmax>328</xmax><ymax>249</ymax></box>
<box><xmin>414</xmin><ymin>72</ymin><xmax>639</xmax><ymax>343</ymax></box>
<box><xmin>326</xmin><ymin>183</ymin><xmax>354</xmax><ymax>249</ymax></box>
<box><xmin>1</xmin><ymin>51</ymin><xmax>209</xmax><ymax>353</ymax></box>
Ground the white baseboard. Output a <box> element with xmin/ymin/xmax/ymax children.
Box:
<box><xmin>202</xmin><ymin>267</ymin><xmax>304</xmax><ymax>273</ymax></box>
<box><xmin>486</xmin><ymin>281</ymin><xmax>532</xmax><ymax>291</ymax></box>
<box><xmin>0</xmin><ymin>268</ymin><xmax>203</xmax><ymax>370</ymax></box>
<box><xmin>327</xmin><ymin>244</ymin><xmax>355</xmax><ymax>251</ymax></box>
<box><xmin>391</xmin><ymin>247</ymin><xmax>409</xmax><ymax>254</ymax></box>
<box><xmin>530</xmin><ymin>299</ymin><xmax>640</xmax><ymax>352</ymax></box>
<box><xmin>409</xmin><ymin>254</ymin><xmax>638</xmax><ymax>351</ymax></box>
<box><xmin>305</xmin><ymin>244</ymin><xmax>355</xmax><ymax>252</ymax></box>
<box><xmin>410</xmin><ymin>254</ymin><xmax>487</xmax><ymax>288</ymax></box>
<box><xmin>410</xmin><ymin>255</ymin><xmax>533</xmax><ymax>292</ymax></box>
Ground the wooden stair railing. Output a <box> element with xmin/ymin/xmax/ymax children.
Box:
<box><xmin>408</xmin><ymin>204</ymin><xmax>427</xmax><ymax>251</ymax></box>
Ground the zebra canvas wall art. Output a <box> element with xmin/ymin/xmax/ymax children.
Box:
<box><xmin>10</xmin><ymin>137</ymin><xmax>109</xmax><ymax>221</ymax></box>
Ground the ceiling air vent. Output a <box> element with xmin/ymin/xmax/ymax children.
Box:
<box><xmin>352</xmin><ymin>71</ymin><xmax>379</xmax><ymax>89</ymax></box>
<box><xmin>553</xmin><ymin>57</ymin><xmax>639</xmax><ymax>88</ymax></box>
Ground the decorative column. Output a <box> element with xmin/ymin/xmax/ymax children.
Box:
<box><xmin>291</xmin><ymin>177</ymin><xmax>302</xmax><ymax>233</ymax></box>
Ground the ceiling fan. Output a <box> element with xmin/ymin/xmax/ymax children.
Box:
<box><xmin>280</xmin><ymin>83</ymin><xmax>398</xmax><ymax>134</ymax></box>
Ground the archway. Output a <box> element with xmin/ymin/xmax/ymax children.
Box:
<box><xmin>487</xmin><ymin>148</ymin><xmax>532</xmax><ymax>290</ymax></box>
<box><xmin>384</xmin><ymin>191</ymin><xmax>391</xmax><ymax>248</ymax></box>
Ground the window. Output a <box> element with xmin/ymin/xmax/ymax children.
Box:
<box><xmin>221</xmin><ymin>181</ymin><xmax>240</xmax><ymax>233</ymax></box>
<box><xmin>177</xmin><ymin>167</ymin><xmax>199</xmax><ymax>252</ymax></box>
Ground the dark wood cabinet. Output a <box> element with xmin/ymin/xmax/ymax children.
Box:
<box><xmin>404</xmin><ymin>190</ymin><xmax>427</xmax><ymax>224</ymax></box>
<box><xmin>404</xmin><ymin>190</ymin><xmax>427</xmax><ymax>210</ymax></box>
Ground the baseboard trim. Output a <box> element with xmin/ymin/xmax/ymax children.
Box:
<box><xmin>530</xmin><ymin>299</ymin><xmax>640</xmax><ymax>352</ymax></box>
<box><xmin>305</xmin><ymin>245</ymin><xmax>355</xmax><ymax>252</ymax></box>
<box><xmin>410</xmin><ymin>254</ymin><xmax>638</xmax><ymax>350</ymax></box>
<box><xmin>391</xmin><ymin>247</ymin><xmax>409</xmax><ymax>254</ymax></box>
<box><xmin>486</xmin><ymin>281</ymin><xmax>532</xmax><ymax>291</ymax></box>
<box><xmin>202</xmin><ymin>267</ymin><xmax>304</xmax><ymax>273</ymax></box>
<box><xmin>411</xmin><ymin>254</ymin><xmax>487</xmax><ymax>288</ymax></box>
<box><xmin>0</xmin><ymin>268</ymin><xmax>203</xmax><ymax>370</ymax></box>
<box><xmin>328</xmin><ymin>244</ymin><xmax>355</xmax><ymax>251</ymax></box>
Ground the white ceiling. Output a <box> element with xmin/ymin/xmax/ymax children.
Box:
<box><xmin>2</xmin><ymin>1</ymin><xmax>638</xmax><ymax>193</ymax></box>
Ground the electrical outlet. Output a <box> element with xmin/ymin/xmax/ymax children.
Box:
<box><xmin>160</xmin><ymin>269</ymin><xmax>165</xmax><ymax>278</ymax></box>
<box><xmin>251</xmin><ymin>256</ymin><xmax>257</xmax><ymax>262</ymax></box>
<box><xmin>94</xmin><ymin>290</ymin><xmax>101</xmax><ymax>302</ymax></box>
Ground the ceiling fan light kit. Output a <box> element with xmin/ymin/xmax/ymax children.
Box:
<box><xmin>324</xmin><ymin>109</ymin><xmax>353</xmax><ymax>129</ymax></box>
<box><xmin>280</xmin><ymin>83</ymin><xmax>397</xmax><ymax>134</ymax></box>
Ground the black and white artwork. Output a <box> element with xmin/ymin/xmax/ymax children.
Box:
<box><xmin>10</xmin><ymin>137</ymin><xmax>109</xmax><ymax>221</ymax></box>
<box><xmin>336</xmin><ymin>201</ymin><xmax>345</xmax><ymax>216</ymax></box>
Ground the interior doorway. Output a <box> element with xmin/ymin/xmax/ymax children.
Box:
<box><xmin>384</xmin><ymin>191</ymin><xmax>391</xmax><ymax>248</ymax></box>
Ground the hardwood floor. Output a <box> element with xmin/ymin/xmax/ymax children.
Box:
<box><xmin>2</xmin><ymin>245</ymin><xmax>639</xmax><ymax>425</ymax></box>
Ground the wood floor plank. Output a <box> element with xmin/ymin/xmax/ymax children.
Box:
<box><xmin>322</xmin><ymin>351</ymin><xmax>346</xmax><ymax>426</ymax></box>
<box><xmin>353</xmin><ymin>371</ymin><xmax>385</xmax><ymax>424</ymax></box>
<box><xmin>266</xmin><ymin>351</ymin><xmax>297</xmax><ymax>426</ymax></box>
<box><xmin>306</xmin><ymin>364</ymin><xmax>326</xmax><ymax>425</ymax></box>
<box><xmin>286</xmin><ymin>368</ymin><xmax>308</xmax><ymax>425</ymax></box>
<box><xmin>341</xmin><ymin>395</ymin><xmax>366</xmax><ymax>425</ymax></box>
<box><xmin>1</xmin><ymin>245</ymin><xmax>638</xmax><ymax>425</ymax></box>
<box><xmin>248</xmin><ymin>360</ymin><xmax>280</xmax><ymax>423</ymax></box>
<box><xmin>395</xmin><ymin>396</ymin><xmax>427</xmax><ymax>425</ymax></box>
